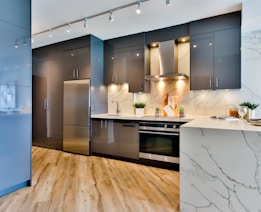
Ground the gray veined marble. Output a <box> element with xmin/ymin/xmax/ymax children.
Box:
<box><xmin>180</xmin><ymin>126</ymin><xmax>261</xmax><ymax>211</ymax></box>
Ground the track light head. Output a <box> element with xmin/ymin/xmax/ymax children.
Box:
<box><xmin>84</xmin><ymin>18</ymin><xmax>88</xmax><ymax>28</ymax></box>
<box><xmin>166</xmin><ymin>0</ymin><xmax>172</xmax><ymax>6</ymax></box>
<box><xmin>66</xmin><ymin>24</ymin><xmax>71</xmax><ymax>33</ymax></box>
<box><xmin>136</xmin><ymin>1</ymin><xmax>142</xmax><ymax>14</ymax></box>
<box><xmin>48</xmin><ymin>29</ymin><xmax>53</xmax><ymax>38</ymax></box>
<box><xmin>109</xmin><ymin>11</ymin><xmax>114</xmax><ymax>22</ymax></box>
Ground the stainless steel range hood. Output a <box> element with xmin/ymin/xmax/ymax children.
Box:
<box><xmin>145</xmin><ymin>40</ymin><xmax>189</xmax><ymax>81</ymax></box>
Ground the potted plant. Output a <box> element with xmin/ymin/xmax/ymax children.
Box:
<box><xmin>239</xmin><ymin>102</ymin><xmax>259</xmax><ymax>119</ymax></box>
<box><xmin>133</xmin><ymin>102</ymin><xmax>146</xmax><ymax>116</ymax></box>
<box><xmin>155</xmin><ymin>107</ymin><xmax>161</xmax><ymax>117</ymax></box>
<box><xmin>179</xmin><ymin>105</ymin><xmax>185</xmax><ymax>117</ymax></box>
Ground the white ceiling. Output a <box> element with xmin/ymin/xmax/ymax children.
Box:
<box><xmin>32</xmin><ymin>0</ymin><xmax>242</xmax><ymax>49</ymax></box>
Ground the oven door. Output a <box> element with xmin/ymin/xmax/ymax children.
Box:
<box><xmin>139</xmin><ymin>130</ymin><xmax>179</xmax><ymax>163</ymax></box>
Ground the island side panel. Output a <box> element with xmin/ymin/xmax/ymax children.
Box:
<box><xmin>180</xmin><ymin>126</ymin><xmax>261</xmax><ymax>211</ymax></box>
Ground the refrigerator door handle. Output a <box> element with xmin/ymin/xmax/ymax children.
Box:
<box><xmin>44</xmin><ymin>98</ymin><xmax>48</xmax><ymax>111</ymax></box>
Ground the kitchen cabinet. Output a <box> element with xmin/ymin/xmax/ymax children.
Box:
<box><xmin>33</xmin><ymin>35</ymin><xmax>104</xmax><ymax>148</ymax></box>
<box><xmin>116</xmin><ymin>121</ymin><xmax>139</xmax><ymax>159</ymax></box>
<box><xmin>189</xmin><ymin>11</ymin><xmax>241</xmax><ymax>90</ymax></box>
<box><xmin>146</xmin><ymin>23</ymin><xmax>189</xmax><ymax>44</ymax></box>
<box><xmin>91</xmin><ymin>119</ymin><xmax>139</xmax><ymax>159</ymax></box>
<box><xmin>63</xmin><ymin>47</ymin><xmax>90</xmax><ymax>80</ymax></box>
<box><xmin>104</xmin><ymin>33</ymin><xmax>149</xmax><ymax>92</ymax></box>
<box><xmin>91</xmin><ymin>119</ymin><xmax>119</xmax><ymax>156</ymax></box>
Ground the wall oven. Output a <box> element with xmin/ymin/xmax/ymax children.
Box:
<box><xmin>139</xmin><ymin>121</ymin><xmax>184</xmax><ymax>164</ymax></box>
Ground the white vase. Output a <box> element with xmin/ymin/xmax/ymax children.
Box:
<box><xmin>135</xmin><ymin>108</ymin><xmax>144</xmax><ymax>116</ymax></box>
<box><xmin>248</xmin><ymin>109</ymin><xmax>255</xmax><ymax>119</ymax></box>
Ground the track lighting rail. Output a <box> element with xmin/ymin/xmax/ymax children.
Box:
<box><xmin>32</xmin><ymin>0</ymin><xmax>150</xmax><ymax>37</ymax></box>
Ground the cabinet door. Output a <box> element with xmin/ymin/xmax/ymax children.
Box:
<box><xmin>117</xmin><ymin>121</ymin><xmax>139</xmax><ymax>159</ymax></box>
<box><xmin>91</xmin><ymin>119</ymin><xmax>118</xmax><ymax>155</ymax></box>
<box><xmin>63</xmin><ymin>50</ymin><xmax>77</xmax><ymax>80</ymax></box>
<box><xmin>214</xmin><ymin>28</ymin><xmax>241</xmax><ymax>89</ymax></box>
<box><xmin>104</xmin><ymin>45</ymin><xmax>128</xmax><ymax>84</ymax></box>
<box><xmin>76</xmin><ymin>47</ymin><xmax>91</xmax><ymax>79</ymax></box>
<box><xmin>127</xmin><ymin>45</ymin><xmax>145</xmax><ymax>92</ymax></box>
<box><xmin>190</xmin><ymin>33</ymin><xmax>214</xmax><ymax>90</ymax></box>
<box><xmin>63</xmin><ymin>48</ymin><xmax>90</xmax><ymax>80</ymax></box>
<box><xmin>104</xmin><ymin>33</ymin><xmax>147</xmax><ymax>92</ymax></box>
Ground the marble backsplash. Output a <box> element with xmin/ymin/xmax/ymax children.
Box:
<box><xmin>108</xmin><ymin>30</ymin><xmax>261</xmax><ymax>118</ymax></box>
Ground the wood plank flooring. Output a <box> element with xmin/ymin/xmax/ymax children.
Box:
<box><xmin>0</xmin><ymin>146</ymin><xmax>180</xmax><ymax>212</ymax></box>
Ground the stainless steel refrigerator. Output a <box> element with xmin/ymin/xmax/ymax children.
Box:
<box><xmin>63</xmin><ymin>79</ymin><xmax>90</xmax><ymax>155</ymax></box>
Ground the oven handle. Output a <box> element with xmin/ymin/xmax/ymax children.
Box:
<box><xmin>139</xmin><ymin>130</ymin><xmax>179</xmax><ymax>136</ymax></box>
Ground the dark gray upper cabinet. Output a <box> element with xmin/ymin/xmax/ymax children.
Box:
<box><xmin>104</xmin><ymin>33</ymin><xmax>149</xmax><ymax>93</ymax></box>
<box><xmin>63</xmin><ymin>47</ymin><xmax>90</xmax><ymax>80</ymax></box>
<box><xmin>146</xmin><ymin>24</ymin><xmax>189</xmax><ymax>44</ymax></box>
<box><xmin>32</xmin><ymin>42</ymin><xmax>64</xmax><ymax>63</ymax></box>
<box><xmin>190</xmin><ymin>11</ymin><xmax>241</xmax><ymax>90</ymax></box>
<box><xmin>189</xmin><ymin>11</ymin><xmax>241</xmax><ymax>35</ymax></box>
<box><xmin>63</xmin><ymin>36</ymin><xmax>91</xmax><ymax>80</ymax></box>
<box><xmin>190</xmin><ymin>33</ymin><xmax>214</xmax><ymax>90</ymax></box>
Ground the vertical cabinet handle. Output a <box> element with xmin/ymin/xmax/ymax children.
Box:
<box><xmin>209</xmin><ymin>77</ymin><xmax>212</xmax><ymax>89</ymax></box>
<box><xmin>101</xmin><ymin>120</ymin><xmax>103</xmax><ymax>129</ymax></box>
<box><xmin>215</xmin><ymin>77</ymin><xmax>219</xmax><ymax>88</ymax></box>
<box><xmin>76</xmin><ymin>69</ymin><xmax>79</xmax><ymax>78</ymax></box>
<box><xmin>44</xmin><ymin>98</ymin><xmax>48</xmax><ymax>111</ymax></box>
<box><xmin>112</xmin><ymin>72</ymin><xmax>118</xmax><ymax>83</ymax></box>
<box><xmin>73</xmin><ymin>70</ymin><xmax>76</xmax><ymax>78</ymax></box>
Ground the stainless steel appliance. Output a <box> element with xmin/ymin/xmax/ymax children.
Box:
<box><xmin>139</xmin><ymin>121</ymin><xmax>184</xmax><ymax>164</ymax></box>
<box><xmin>63</xmin><ymin>79</ymin><xmax>90</xmax><ymax>155</ymax></box>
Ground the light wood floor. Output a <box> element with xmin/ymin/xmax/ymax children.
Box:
<box><xmin>0</xmin><ymin>146</ymin><xmax>180</xmax><ymax>212</ymax></box>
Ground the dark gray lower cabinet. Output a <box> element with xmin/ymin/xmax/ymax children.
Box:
<box><xmin>92</xmin><ymin>119</ymin><xmax>118</xmax><ymax>156</ymax></box>
<box><xmin>91</xmin><ymin>119</ymin><xmax>139</xmax><ymax>159</ymax></box>
<box><xmin>116</xmin><ymin>121</ymin><xmax>139</xmax><ymax>159</ymax></box>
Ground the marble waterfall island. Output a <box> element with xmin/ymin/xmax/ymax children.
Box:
<box><xmin>180</xmin><ymin>118</ymin><xmax>261</xmax><ymax>211</ymax></box>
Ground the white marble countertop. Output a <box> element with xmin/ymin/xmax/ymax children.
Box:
<box><xmin>91</xmin><ymin>113</ymin><xmax>193</xmax><ymax>122</ymax></box>
<box><xmin>182</xmin><ymin>117</ymin><xmax>261</xmax><ymax>132</ymax></box>
<box><xmin>91</xmin><ymin>113</ymin><xmax>261</xmax><ymax>132</ymax></box>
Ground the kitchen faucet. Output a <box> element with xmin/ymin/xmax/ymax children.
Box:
<box><xmin>112</xmin><ymin>101</ymin><xmax>120</xmax><ymax>115</ymax></box>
